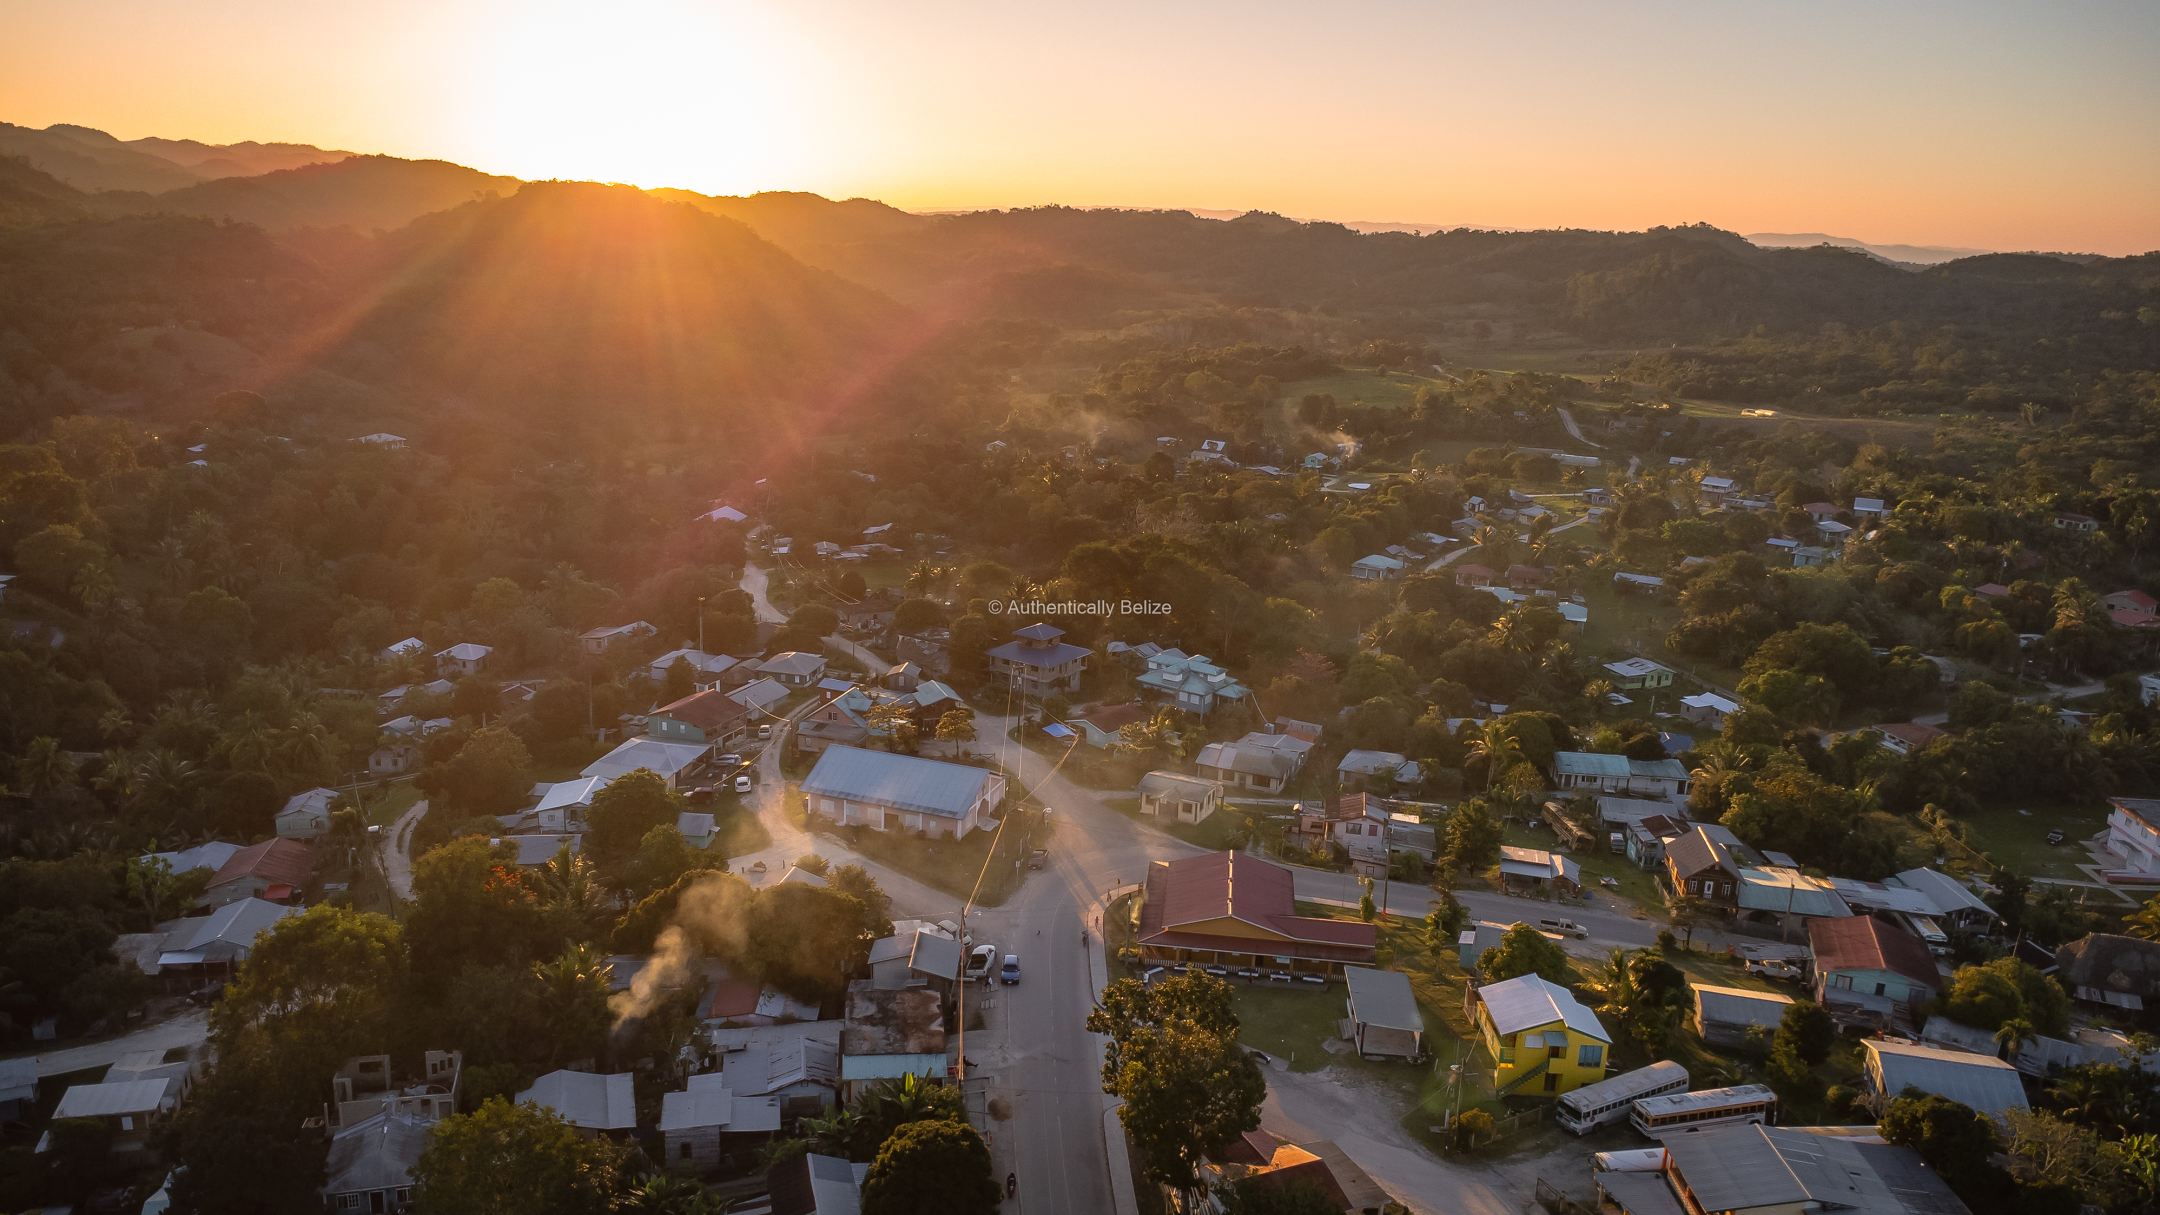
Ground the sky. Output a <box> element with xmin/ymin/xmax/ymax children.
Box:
<box><xmin>4</xmin><ymin>0</ymin><xmax>2158</xmax><ymax>254</ymax></box>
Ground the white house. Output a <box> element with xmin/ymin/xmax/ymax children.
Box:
<box><xmin>581</xmin><ymin>737</ymin><xmax>712</xmax><ymax>790</ymax></box>
<box><xmin>1337</xmin><ymin>750</ymin><xmax>1421</xmax><ymax>790</ymax></box>
<box><xmin>1552</xmin><ymin>752</ymin><xmax>1691</xmax><ymax>798</ymax></box>
<box><xmin>580</xmin><ymin>621</ymin><xmax>657</xmax><ymax>655</ymax></box>
<box><xmin>433</xmin><ymin>643</ymin><xmax>493</xmax><ymax>678</ymax></box>
<box><xmin>649</xmin><ymin>649</ymin><xmax>739</xmax><ymax>690</ymax></box>
<box><xmin>1679</xmin><ymin>692</ymin><xmax>1738</xmax><ymax>730</ymax></box>
<box><xmin>1138</xmin><ymin>771</ymin><xmax>1225</xmax><ymax>825</ymax></box>
<box><xmin>2105</xmin><ymin>797</ymin><xmax>2160</xmax><ymax>878</ymax></box>
<box><xmin>1351</xmin><ymin>554</ymin><xmax>1407</xmax><ymax>582</ymax></box>
<box><xmin>757</xmin><ymin>651</ymin><xmax>828</xmax><ymax>688</ymax></box>
<box><xmin>275</xmin><ymin>787</ymin><xmax>339</xmax><ymax>839</ymax></box>
<box><xmin>378</xmin><ymin>637</ymin><xmax>425</xmax><ymax>662</ymax></box>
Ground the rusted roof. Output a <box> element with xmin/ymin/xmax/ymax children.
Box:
<box><xmin>1138</xmin><ymin>852</ymin><xmax>1376</xmax><ymax>958</ymax></box>
<box><xmin>1808</xmin><ymin>914</ymin><xmax>1938</xmax><ymax>989</ymax></box>
<box><xmin>210</xmin><ymin>837</ymin><xmax>313</xmax><ymax>890</ymax></box>
<box><xmin>653</xmin><ymin>689</ymin><xmax>750</xmax><ymax>734</ymax></box>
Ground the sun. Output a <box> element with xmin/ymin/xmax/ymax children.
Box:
<box><xmin>462</xmin><ymin>1</ymin><xmax>817</xmax><ymax>196</ymax></box>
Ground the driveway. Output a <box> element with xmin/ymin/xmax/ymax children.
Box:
<box><xmin>11</xmin><ymin>1007</ymin><xmax>210</xmax><ymax>1079</ymax></box>
<box><xmin>380</xmin><ymin>799</ymin><xmax>427</xmax><ymax>900</ymax></box>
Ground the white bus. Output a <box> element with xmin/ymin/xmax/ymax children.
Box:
<box><xmin>1630</xmin><ymin>1083</ymin><xmax>1779</xmax><ymax>1139</ymax></box>
<box><xmin>1554</xmin><ymin>1061</ymin><xmax>1690</xmax><ymax>1135</ymax></box>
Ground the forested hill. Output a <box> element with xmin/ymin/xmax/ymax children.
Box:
<box><xmin>0</xmin><ymin>168</ymin><xmax>904</xmax><ymax>437</ymax></box>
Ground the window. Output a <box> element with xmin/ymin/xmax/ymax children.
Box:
<box><xmin>1499</xmin><ymin>1046</ymin><xmax>1514</xmax><ymax>1064</ymax></box>
<box><xmin>1577</xmin><ymin>1044</ymin><xmax>1603</xmax><ymax>1068</ymax></box>
<box><xmin>680</xmin><ymin>1142</ymin><xmax>692</xmax><ymax>1160</ymax></box>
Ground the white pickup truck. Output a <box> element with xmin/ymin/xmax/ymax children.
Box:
<box><xmin>1745</xmin><ymin>957</ymin><xmax>1806</xmax><ymax>983</ymax></box>
<box><xmin>964</xmin><ymin>943</ymin><xmax>998</xmax><ymax>983</ymax></box>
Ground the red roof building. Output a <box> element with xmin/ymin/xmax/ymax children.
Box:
<box><xmin>1136</xmin><ymin>852</ymin><xmax>1376</xmax><ymax>976</ymax></box>
<box><xmin>207</xmin><ymin>837</ymin><xmax>314</xmax><ymax>906</ymax></box>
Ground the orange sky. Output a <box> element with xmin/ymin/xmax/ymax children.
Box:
<box><xmin>4</xmin><ymin>0</ymin><xmax>2158</xmax><ymax>254</ymax></box>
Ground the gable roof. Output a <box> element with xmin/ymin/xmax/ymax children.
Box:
<box><xmin>159</xmin><ymin>897</ymin><xmax>298</xmax><ymax>961</ymax></box>
<box><xmin>801</xmin><ymin>745</ymin><xmax>1001</xmax><ymax>819</ymax></box>
<box><xmin>209</xmin><ymin>837</ymin><xmax>313</xmax><ymax>890</ymax></box>
<box><xmin>651</xmin><ymin>688</ymin><xmax>751</xmax><ymax>734</ymax></box>
<box><xmin>1476</xmin><ymin>973</ymin><xmax>1609</xmax><ymax>1041</ymax></box>
<box><xmin>581</xmin><ymin>737</ymin><xmax>711</xmax><ymax>784</ymax></box>
<box><xmin>326</xmin><ymin>1109</ymin><xmax>431</xmax><ymax>1197</ymax></box>
<box><xmin>1666</xmin><ymin>823</ymin><xmax>1756</xmax><ymax>879</ymax></box>
<box><xmin>1809</xmin><ymin>915</ymin><xmax>1939</xmax><ymax>989</ymax></box>
<box><xmin>1691</xmin><ymin>983</ymin><xmax>1794</xmax><ymax>1030</ymax></box>
<box><xmin>1864</xmin><ymin>1040</ymin><xmax>2028</xmax><ymax>1119</ymax></box>
<box><xmin>758</xmin><ymin>651</ymin><xmax>828</xmax><ymax>678</ymax></box>
<box><xmin>1138</xmin><ymin>852</ymin><xmax>1376</xmax><ymax>959</ymax></box>
<box><xmin>1343</xmin><ymin>966</ymin><xmax>1420</xmax><ymax>1033</ymax></box>
<box><xmin>1663</xmin><ymin>1124</ymin><xmax>1968</xmax><ymax>1215</ymax></box>
<box><xmin>518</xmin><ymin>1070</ymin><xmax>635</xmax><ymax>1131</ymax></box>
<box><xmin>1195</xmin><ymin>740</ymin><xmax>1298</xmax><ymax>780</ymax></box>
<box><xmin>53</xmin><ymin>1077</ymin><xmax>171</xmax><ymax>1119</ymax></box>
<box><xmin>279</xmin><ymin>787</ymin><xmax>339</xmax><ymax>821</ymax></box>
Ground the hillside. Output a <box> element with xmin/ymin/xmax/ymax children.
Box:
<box><xmin>126</xmin><ymin>135</ymin><xmax>350</xmax><ymax>179</ymax></box>
<box><xmin>0</xmin><ymin>121</ymin><xmax>205</xmax><ymax>193</ymax></box>
<box><xmin>126</xmin><ymin>154</ymin><xmax>520</xmax><ymax>232</ymax></box>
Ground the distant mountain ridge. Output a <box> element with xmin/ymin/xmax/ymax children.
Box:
<box><xmin>1743</xmin><ymin>231</ymin><xmax>1995</xmax><ymax>267</ymax></box>
<box><xmin>0</xmin><ymin>121</ymin><xmax>348</xmax><ymax>193</ymax></box>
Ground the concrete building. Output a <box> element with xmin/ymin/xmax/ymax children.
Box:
<box><xmin>801</xmin><ymin>745</ymin><xmax>1005</xmax><ymax>840</ymax></box>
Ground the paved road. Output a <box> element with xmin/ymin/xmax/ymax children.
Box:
<box><xmin>380</xmin><ymin>799</ymin><xmax>427</xmax><ymax>900</ymax></box>
<box><xmin>11</xmin><ymin>1008</ymin><xmax>210</xmax><ymax>1079</ymax></box>
<box><xmin>1554</xmin><ymin>406</ymin><xmax>1605</xmax><ymax>451</ymax></box>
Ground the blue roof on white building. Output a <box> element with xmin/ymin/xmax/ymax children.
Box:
<box><xmin>802</xmin><ymin>745</ymin><xmax>1001</xmax><ymax>820</ymax></box>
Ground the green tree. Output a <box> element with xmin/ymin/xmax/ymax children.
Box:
<box><xmin>1217</xmin><ymin>1176</ymin><xmax>1342</xmax><ymax>1215</ymax></box>
<box><xmin>586</xmin><ymin>769</ymin><xmax>684</xmax><ymax>869</ymax></box>
<box><xmin>858</xmin><ymin>1118</ymin><xmax>999</xmax><ymax>1215</ymax></box>
<box><xmin>427</xmin><ymin>725</ymin><xmax>535</xmax><ymax>816</ymax></box>
<box><xmin>851</xmin><ymin>1072</ymin><xmax>967</xmax><ymax>1158</ymax></box>
<box><xmin>411</xmin><ymin>1098</ymin><xmax>627</xmax><ymax>1215</ymax></box>
<box><xmin>933</xmin><ymin>708</ymin><xmax>977</xmax><ymax>756</ymax></box>
<box><xmin>1088</xmin><ymin>974</ymin><xmax>1266</xmax><ymax>1198</ymax></box>
<box><xmin>1774</xmin><ymin>1000</ymin><xmax>1836</xmax><ymax>1066</ymax></box>
<box><xmin>1441</xmin><ymin>798</ymin><xmax>1503</xmax><ymax>873</ymax></box>
<box><xmin>406</xmin><ymin>838</ymin><xmax>551</xmax><ymax>995</ymax></box>
<box><xmin>1478</xmin><ymin>922</ymin><xmax>1569</xmax><ymax>984</ymax></box>
<box><xmin>1881</xmin><ymin>1092</ymin><xmax>2006</xmax><ymax>1211</ymax></box>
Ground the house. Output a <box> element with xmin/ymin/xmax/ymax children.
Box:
<box><xmin>1136</xmin><ymin>852</ymin><xmax>1376</xmax><ymax>976</ymax></box>
<box><xmin>322</xmin><ymin>1108</ymin><xmax>428</xmax><ymax>1213</ymax></box>
<box><xmin>369</xmin><ymin>741</ymin><xmax>420</xmax><ymax>776</ymax></box>
<box><xmin>1691</xmin><ymin>983</ymin><xmax>1794</xmax><ymax>1050</ymax></box>
<box><xmin>2104</xmin><ymin>796</ymin><xmax>2160</xmax><ymax>878</ymax></box>
<box><xmin>1343</xmin><ymin>966</ymin><xmax>1424</xmax><ymax>1060</ymax></box>
<box><xmin>1297</xmin><ymin>794</ymin><xmax>1436</xmax><ymax>872</ymax></box>
<box><xmin>2054</xmin><ymin>933</ymin><xmax>2160</xmax><ymax>1013</ymax></box>
<box><xmin>517</xmin><ymin>1070</ymin><xmax>636</xmax><ymax>1138</ymax></box>
<box><xmin>1875</xmin><ymin>722</ymin><xmax>1944</xmax><ymax>756</ymax></box>
<box><xmin>1135</xmin><ymin>649</ymin><xmax>1250</xmax><ymax>714</ymax></box>
<box><xmin>1625</xmin><ymin>814</ymin><xmax>1687</xmax><ymax>870</ymax></box>
<box><xmin>882</xmin><ymin>661</ymin><xmax>921</xmax><ymax>692</ymax></box>
<box><xmin>659</xmin><ymin>1072</ymin><xmax>783</xmax><ymax>1173</ymax></box>
<box><xmin>38</xmin><ymin>1079</ymin><xmax>178</xmax><ymax>1154</ymax></box>
<box><xmin>1553</xmin><ymin>752</ymin><xmax>1691</xmax><ymax>798</ymax></box>
<box><xmin>649</xmin><ymin>649</ymin><xmax>741</xmax><ymax>691</ymax></box>
<box><xmin>703</xmin><ymin>975</ymin><xmax>822</xmax><ymax>1027</ymax></box>
<box><xmin>1861</xmin><ymin>1040</ymin><xmax>2027</xmax><ymax>1122</ymax></box>
<box><xmin>1678</xmin><ymin>692</ymin><xmax>1738</xmax><ymax>730</ymax></box>
<box><xmin>1641</xmin><ymin>1124</ymin><xmax>1968</xmax><ymax>1215</ymax></box>
<box><xmin>150</xmin><ymin>897</ymin><xmax>299</xmax><ymax>985</ymax></box>
<box><xmin>697</xmin><ymin>504</ymin><xmax>748</xmax><ymax>524</ymax></box>
<box><xmin>727</xmin><ymin>677</ymin><xmax>790</xmax><ymax>719</ymax></box>
<box><xmin>1206</xmin><ymin>1129</ymin><xmax>1396</xmax><ymax>1215</ymax></box>
<box><xmin>1810</xmin><ymin>915</ymin><xmax>1940</xmax><ymax>1026</ymax></box>
<box><xmin>866</xmin><ymin>920</ymin><xmax>965</xmax><ymax>993</ymax></box>
<box><xmin>757</xmin><ymin>651</ymin><xmax>829</xmax><ymax>688</ymax></box>
<box><xmin>1610</xmin><ymin>571</ymin><xmax>1665</xmax><ymax>595</ymax></box>
<box><xmin>1600</xmin><ymin>657</ymin><xmax>1674</xmax><ymax>691</ymax></box>
<box><xmin>502</xmin><ymin>834</ymin><xmax>580</xmax><ymax>867</ymax></box>
<box><xmin>1336</xmin><ymin>750</ymin><xmax>1421</xmax><ymax>790</ymax></box>
<box><xmin>985</xmin><ymin>622</ymin><xmax>1090</xmax><ymax>696</ymax></box>
<box><xmin>1663</xmin><ymin>823</ymin><xmax>1759</xmax><ymax>909</ymax></box>
<box><xmin>1887</xmin><ymin>868</ymin><xmax>1998</xmax><ymax>934</ymax></box>
<box><xmin>1350</xmin><ymin>553</ymin><xmax>1407</xmax><ymax>582</ymax></box>
<box><xmin>801</xmin><ymin>744</ymin><xmax>1005</xmax><ymax>840</ymax></box>
<box><xmin>354</xmin><ymin>432</ymin><xmax>407</xmax><ymax>447</ymax></box>
<box><xmin>1498</xmin><ymin>845</ymin><xmax>1580</xmax><ymax>895</ymax></box>
<box><xmin>1452</xmin><ymin>563</ymin><xmax>1496</xmax><ymax>588</ymax></box>
<box><xmin>2053</xmin><ymin>510</ymin><xmax>2100</xmax><ymax>533</ymax></box>
<box><xmin>205</xmin><ymin>837</ymin><xmax>313</xmax><ymax>906</ymax></box>
<box><xmin>675</xmin><ymin>812</ymin><xmax>716</xmax><ymax>848</ymax></box>
<box><xmin>141</xmin><ymin>840</ymin><xmax>243</xmax><ymax>877</ymax></box>
<box><xmin>326</xmin><ymin>1051</ymin><xmax>462</xmax><ymax>1129</ymax></box>
<box><xmin>276</xmin><ymin>786</ymin><xmax>339</xmax><ymax>839</ymax></box>
<box><xmin>581</xmin><ymin>621</ymin><xmax>657</xmax><ymax>655</ymax></box>
<box><xmin>1069</xmin><ymin>702</ymin><xmax>1150</xmax><ymax>750</ymax></box>
<box><xmin>0</xmin><ymin>1058</ymin><xmax>35</xmax><ymax>1125</ymax></box>
<box><xmin>1505</xmin><ymin>564</ymin><xmax>1549</xmax><ymax>591</ymax></box>
<box><xmin>1138</xmin><ymin>771</ymin><xmax>1225</xmax><ymax>825</ymax></box>
<box><xmin>379</xmin><ymin>637</ymin><xmax>426</xmax><ymax>662</ymax></box>
<box><xmin>1469</xmin><ymin>974</ymin><xmax>1611</xmax><ymax>1097</ymax></box>
<box><xmin>1735</xmin><ymin>867</ymin><xmax>1853</xmax><ymax>932</ymax></box>
<box><xmin>646</xmin><ymin>689</ymin><xmax>753</xmax><ymax>748</ymax></box>
<box><xmin>1698</xmin><ymin>475</ymin><xmax>1736</xmax><ymax>498</ymax></box>
<box><xmin>432</xmin><ymin>642</ymin><xmax>492</xmax><ymax>678</ymax></box>
<box><xmin>582</xmin><ymin>737</ymin><xmax>712</xmax><ymax>789</ymax></box>
<box><xmin>767</xmin><ymin>1152</ymin><xmax>869</xmax><ymax>1215</ymax></box>
<box><xmin>1455</xmin><ymin>920</ymin><xmax>1512</xmax><ymax>972</ymax></box>
<box><xmin>1196</xmin><ymin>739</ymin><xmax>1300</xmax><ymax>793</ymax></box>
<box><xmin>839</xmin><ymin>985</ymin><xmax>948</xmax><ymax>1101</ymax></box>
<box><xmin>710</xmin><ymin>1024</ymin><xmax>841</xmax><ymax>1120</ymax></box>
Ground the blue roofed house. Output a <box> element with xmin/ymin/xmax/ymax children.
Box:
<box><xmin>986</xmin><ymin>623</ymin><xmax>1089</xmax><ymax>697</ymax></box>
<box><xmin>1861</xmin><ymin>1039</ymin><xmax>2028</xmax><ymax>1123</ymax></box>
<box><xmin>276</xmin><ymin>787</ymin><xmax>339</xmax><ymax>840</ymax></box>
<box><xmin>1337</xmin><ymin>750</ymin><xmax>1421</xmax><ymax>791</ymax></box>
<box><xmin>1551</xmin><ymin>752</ymin><xmax>1691</xmax><ymax>798</ymax></box>
<box><xmin>801</xmin><ymin>744</ymin><xmax>1006</xmax><ymax>840</ymax></box>
<box><xmin>1135</xmin><ymin>649</ymin><xmax>1249</xmax><ymax>715</ymax></box>
<box><xmin>1350</xmin><ymin>554</ymin><xmax>1407</xmax><ymax>582</ymax></box>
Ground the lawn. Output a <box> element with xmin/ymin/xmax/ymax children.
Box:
<box><xmin>812</xmin><ymin>805</ymin><xmax>1047</xmax><ymax>906</ymax></box>
<box><xmin>1103</xmin><ymin>795</ymin><xmax>1256</xmax><ymax>851</ymax></box>
<box><xmin>710</xmin><ymin>803</ymin><xmax>772</xmax><ymax>859</ymax></box>
<box><xmin>354</xmin><ymin>780</ymin><xmax>420</xmax><ymax>828</ymax></box>
<box><xmin>1957</xmin><ymin>800</ymin><xmax>2112</xmax><ymax>879</ymax></box>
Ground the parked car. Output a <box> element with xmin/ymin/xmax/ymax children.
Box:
<box><xmin>1745</xmin><ymin>957</ymin><xmax>1806</xmax><ymax>982</ymax></box>
<box><xmin>758</xmin><ymin>724</ymin><xmax>773</xmax><ymax>740</ymax></box>
<box><xmin>733</xmin><ymin>774</ymin><xmax>754</xmax><ymax>794</ymax></box>
<box><xmin>965</xmin><ymin>944</ymin><xmax>998</xmax><ymax>982</ymax></box>
<box><xmin>716</xmin><ymin>753</ymin><xmax>742</xmax><ymax>768</ymax></box>
<box><xmin>1537</xmin><ymin>917</ymin><xmax>1588</xmax><ymax>939</ymax></box>
<box><xmin>999</xmin><ymin>954</ymin><xmax>1021</xmax><ymax>985</ymax></box>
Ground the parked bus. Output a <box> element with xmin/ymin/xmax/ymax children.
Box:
<box><xmin>1591</xmin><ymin>1148</ymin><xmax>1668</xmax><ymax>1173</ymax></box>
<box><xmin>1553</xmin><ymin>1061</ymin><xmax>1689</xmax><ymax>1135</ymax></box>
<box><xmin>1630</xmin><ymin>1083</ymin><xmax>1779</xmax><ymax>1139</ymax></box>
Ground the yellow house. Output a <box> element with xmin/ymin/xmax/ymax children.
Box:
<box><xmin>1471</xmin><ymin>974</ymin><xmax>1612</xmax><ymax>1098</ymax></box>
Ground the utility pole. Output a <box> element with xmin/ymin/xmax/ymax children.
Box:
<box><xmin>697</xmin><ymin>595</ymin><xmax>706</xmax><ymax>656</ymax></box>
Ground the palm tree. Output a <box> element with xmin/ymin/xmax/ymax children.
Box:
<box><xmin>12</xmin><ymin>737</ymin><xmax>75</xmax><ymax>800</ymax></box>
<box><xmin>534</xmin><ymin>843</ymin><xmax>608</xmax><ymax>936</ymax></box>
<box><xmin>2125</xmin><ymin>893</ymin><xmax>2160</xmax><ymax>941</ymax></box>
<box><xmin>1994</xmin><ymin>1016</ymin><xmax>2036</xmax><ymax>1062</ymax></box>
<box><xmin>799</xmin><ymin>1108</ymin><xmax>861</xmax><ymax>1156</ymax></box>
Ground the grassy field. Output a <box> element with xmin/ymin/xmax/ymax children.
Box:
<box><xmin>1957</xmin><ymin>800</ymin><xmax>2111</xmax><ymax>879</ymax></box>
<box><xmin>1102</xmin><ymin>794</ymin><xmax>1255</xmax><ymax>851</ymax></box>
<box><xmin>814</xmin><ymin>805</ymin><xmax>1047</xmax><ymax>906</ymax></box>
<box><xmin>1278</xmin><ymin>368</ymin><xmax>1449</xmax><ymax>412</ymax></box>
<box><xmin>355</xmin><ymin>780</ymin><xmax>420</xmax><ymax>828</ymax></box>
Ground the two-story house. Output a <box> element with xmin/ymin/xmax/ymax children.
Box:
<box><xmin>1662</xmin><ymin>823</ymin><xmax>1758</xmax><ymax>910</ymax></box>
<box><xmin>1470</xmin><ymin>974</ymin><xmax>1611</xmax><ymax>1098</ymax></box>
<box><xmin>1135</xmin><ymin>648</ymin><xmax>1249</xmax><ymax>715</ymax></box>
<box><xmin>645</xmin><ymin>689</ymin><xmax>752</xmax><ymax>750</ymax></box>
<box><xmin>986</xmin><ymin>623</ymin><xmax>1089</xmax><ymax>697</ymax></box>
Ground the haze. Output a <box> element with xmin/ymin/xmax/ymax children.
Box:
<box><xmin>3</xmin><ymin>0</ymin><xmax>2158</xmax><ymax>253</ymax></box>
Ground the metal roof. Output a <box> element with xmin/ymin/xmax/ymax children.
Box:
<box><xmin>161</xmin><ymin>897</ymin><xmax>298</xmax><ymax>956</ymax></box>
<box><xmin>581</xmin><ymin>737</ymin><xmax>710</xmax><ymax>784</ymax></box>
<box><xmin>1889</xmin><ymin>868</ymin><xmax>1996</xmax><ymax>920</ymax></box>
<box><xmin>54</xmin><ymin>1078</ymin><xmax>171</xmax><ymax>1119</ymax></box>
<box><xmin>802</xmin><ymin>745</ymin><xmax>1001</xmax><ymax>819</ymax></box>
<box><xmin>1692</xmin><ymin>983</ymin><xmax>1793</xmax><ymax>1029</ymax></box>
<box><xmin>1738</xmin><ymin>868</ymin><xmax>1853</xmax><ymax>918</ymax></box>
<box><xmin>1663</xmin><ymin>1124</ymin><xmax>1968</xmax><ymax>1215</ymax></box>
<box><xmin>518</xmin><ymin>1070</ymin><xmax>635</xmax><ymax>1131</ymax></box>
<box><xmin>1476</xmin><ymin>974</ymin><xmax>1608</xmax><ymax>1041</ymax></box>
<box><xmin>1343</xmin><ymin>967</ymin><xmax>1421</xmax><ymax>1034</ymax></box>
<box><xmin>1864</xmin><ymin>1040</ymin><xmax>2029</xmax><ymax>1119</ymax></box>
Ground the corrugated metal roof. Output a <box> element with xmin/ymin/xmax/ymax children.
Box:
<box><xmin>518</xmin><ymin>1070</ymin><xmax>635</xmax><ymax>1131</ymax></box>
<box><xmin>1691</xmin><ymin>983</ymin><xmax>1793</xmax><ymax>1029</ymax></box>
<box><xmin>1477</xmin><ymin>974</ymin><xmax>1608</xmax><ymax>1041</ymax></box>
<box><xmin>54</xmin><ymin>1078</ymin><xmax>170</xmax><ymax>1119</ymax></box>
<box><xmin>1865</xmin><ymin>1040</ymin><xmax>2028</xmax><ymax>1119</ymax></box>
<box><xmin>801</xmin><ymin>745</ymin><xmax>1001</xmax><ymax>819</ymax></box>
<box><xmin>1344</xmin><ymin>967</ymin><xmax>1421</xmax><ymax>1033</ymax></box>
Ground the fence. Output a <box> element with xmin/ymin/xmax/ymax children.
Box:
<box><xmin>1535</xmin><ymin>1178</ymin><xmax>1595</xmax><ymax>1215</ymax></box>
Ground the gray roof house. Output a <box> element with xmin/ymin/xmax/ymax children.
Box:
<box><xmin>1552</xmin><ymin>751</ymin><xmax>1691</xmax><ymax>797</ymax></box>
<box><xmin>1656</xmin><ymin>1123</ymin><xmax>1969</xmax><ymax>1215</ymax></box>
<box><xmin>324</xmin><ymin>1109</ymin><xmax>431</xmax><ymax>1214</ymax></box>
<box><xmin>658</xmin><ymin>1072</ymin><xmax>784</xmax><ymax>1174</ymax></box>
<box><xmin>1196</xmin><ymin>740</ymin><xmax>1300</xmax><ymax>793</ymax></box>
<box><xmin>1138</xmin><ymin>770</ymin><xmax>1225</xmax><ymax>825</ymax></box>
<box><xmin>1691</xmin><ymin>983</ymin><xmax>1795</xmax><ymax>1050</ymax></box>
<box><xmin>801</xmin><ymin>745</ymin><xmax>1005</xmax><ymax>840</ymax></box>
<box><xmin>276</xmin><ymin>787</ymin><xmax>339</xmax><ymax>839</ymax></box>
<box><xmin>1862</xmin><ymin>1039</ymin><xmax>2028</xmax><ymax>1122</ymax></box>
<box><xmin>1336</xmin><ymin>750</ymin><xmax>1421</xmax><ymax>790</ymax></box>
<box><xmin>517</xmin><ymin>1070</ymin><xmax>636</xmax><ymax>1137</ymax></box>
<box><xmin>757</xmin><ymin>651</ymin><xmax>829</xmax><ymax>688</ymax></box>
<box><xmin>986</xmin><ymin>623</ymin><xmax>1090</xmax><ymax>697</ymax></box>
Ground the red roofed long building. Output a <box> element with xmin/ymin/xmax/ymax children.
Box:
<box><xmin>206</xmin><ymin>837</ymin><xmax>314</xmax><ymax>906</ymax></box>
<box><xmin>1136</xmin><ymin>852</ymin><xmax>1376</xmax><ymax>976</ymax></box>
